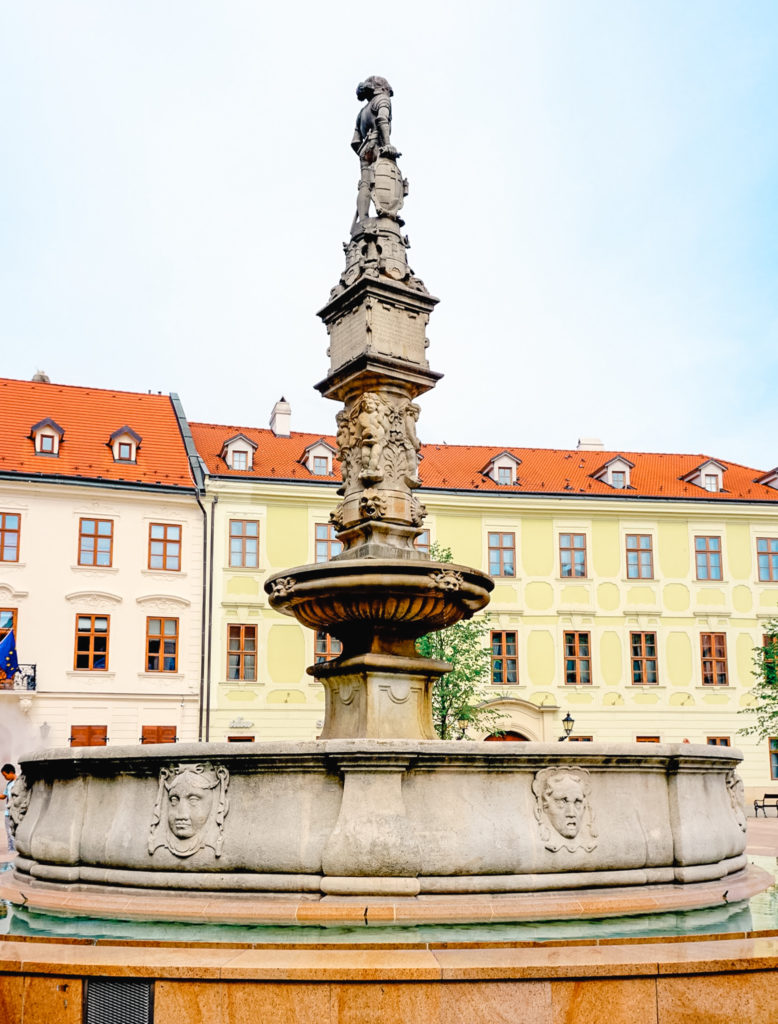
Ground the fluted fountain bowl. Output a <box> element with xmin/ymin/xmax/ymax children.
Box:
<box><xmin>265</xmin><ymin>558</ymin><xmax>493</xmax><ymax>645</ymax></box>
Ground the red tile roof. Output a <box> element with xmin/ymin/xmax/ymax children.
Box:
<box><xmin>190</xmin><ymin>421</ymin><xmax>778</xmax><ymax>503</ymax></box>
<box><xmin>0</xmin><ymin>378</ymin><xmax>195</xmax><ymax>489</ymax></box>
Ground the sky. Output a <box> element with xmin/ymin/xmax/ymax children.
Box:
<box><xmin>1</xmin><ymin>2</ymin><xmax>776</xmax><ymax>469</ymax></box>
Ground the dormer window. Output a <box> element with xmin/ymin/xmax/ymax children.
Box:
<box><xmin>592</xmin><ymin>456</ymin><xmax>634</xmax><ymax>490</ymax></box>
<box><xmin>30</xmin><ymin>417</ymin><xmax>64</xmax><ymax>457</ymax></box>
<box><xmin>109</xmin><ymin>426</ymin><xmax>141</xmax><ymax>463</ymax></box>
<box><xmin>220</xmin><ymin>433</ymin><xmax>257</xmax><ymax>473</ymax></box>
<box><xmin>682</xmin><ymin>459</ymin><xmax>726</xmax><ymax>494</ymax></box>
<box><xmin>756</xmin><ymin>468</ymin><xmax>778</xmax><ymax>491</ymax></box>
<box><xmin>482</xmin><ymin>451</ymin><xmax>521</xmax><ymax>486</ymax></box>
<box><xmin>302</xmin><ymin>440</ymin><xmax>336</xmax><ymax>477</ymax></box>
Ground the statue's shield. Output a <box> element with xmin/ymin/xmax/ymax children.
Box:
<box><xmin>372</xmin><ymin>157</ymin><xmax>405</xmax><ymax>217</ymax></box>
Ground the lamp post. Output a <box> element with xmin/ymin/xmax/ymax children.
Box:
<box><xmin>558</xmin><ymin>712</ymin><xmax>574</xmax><ymax>742</ymax></box>
<box><xmin>456</xmin><ymin>716</ymin><xmax>469</xmax><ymax>740</ymax></box>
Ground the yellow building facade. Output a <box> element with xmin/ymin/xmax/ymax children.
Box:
<box><xmin>192</xmin><ymin>421</ymin><xmax>778</xmax><ymax>802</ymax></box>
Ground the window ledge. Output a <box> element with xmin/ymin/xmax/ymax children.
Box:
<box><xmin>141</xmin><ymin>569</ymin><xmax>187</xmax><ymax>578</ymax></box>
<box><xmin>560</xmin><ymin>683</ymin><xmax>601</xmax><ymax>689</ymax></box>
<box><xmin>622</xmin><ymin>577</ymin><xmax>656</xmax><ymax>584</ymax></box>
<box><xmin>66</xmin><ymin>671</ymin><xmax>116</xmax><ymax>679</ymax></box>
<box><xmin>137</xmin><ymin>672</ymin><xmax>185</xmax><ymax>681</ymax></box>
<box><xmin>694</xmin><ymin>685</ymin><xmax>732</xmax><ymax>691</ymax></box>
<box><xmin>692</xmin><ymin>610</ymin><xmax>732</xmax><ymax>618</ymax></box>
<box><xmin>224</xmin><ymin>566</ymin><xmax>267</xmax><ymax>575</ymax></box>
<box><xmin>0</xmin><ymin>561</ymin><xmax>24</xmax><ymax>568</ymax></box>
<box><xmin>71</xmin><ymin>565</ymin><xmax>119</xmax><ymax>573</ymax></box>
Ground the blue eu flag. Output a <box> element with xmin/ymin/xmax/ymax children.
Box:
<box><xmin>0</xmin><ymin>630</ymin><xmax>19</xmax><ymax>679</ymax></box>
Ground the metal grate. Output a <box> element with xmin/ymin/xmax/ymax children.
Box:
<box><xmin>84</xmin><ymin>979</ymin><xmax>153</xmax><ymax>1024</ymax></box>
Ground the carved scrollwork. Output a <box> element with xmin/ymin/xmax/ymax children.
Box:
<box><xmin>410</xmin><ymin>496</ymin><xmax>427</xmax><ymax>526</ymax></box>
<box><xmin>149</xmin><ymin>762</ymin><xmax>230</xmax><ymax>859</ymax></box>
<box><xmin>431</xmin><ymin>569</ymin><xmax>463</xmax><ymax>591</ymax></box>
<box><xmin>532</xmin><ymin>766</ymin><xmax>598</xmax><ymax>854</ymax></box>
<box><xmin>269</xmin><ymin>576</ymin><xmax>296</xmax><ymax>599</ymax></box>
<box><xmin>360</xmin><ymin>489</ymin><xmax>388</xmax><ymax>519</ymax></box>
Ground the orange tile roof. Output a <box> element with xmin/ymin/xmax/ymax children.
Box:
<box><xmin>0</xmin><ymin>378</ymin><xmax>195</xmax><ymax>489</ymax></box>
<box><xmin>190</xmin><ymin>421</ymin><xmax>778</xmax><ymax>503</ymax></box>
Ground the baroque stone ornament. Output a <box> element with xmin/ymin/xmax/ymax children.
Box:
<box><xmin>8</xmin><ymin>775</ymin><xmax>30</xmax><ymax>835</ymax></box>
<box><xmin>410</xmin><ymin>496</ymin><xmax>427</xmax><ymax>526</ymax></box>
<box><xmin>360</xmin><ymin>489</ymin><xmax>388</xmax><ymax>520</ymax></box>
<box><xmin>149</xmin><ymin>762</ymin><xmax>229</xmax><ymax>859</ymax></box>
<box><xmin>430</xmin><ymin>569</ymin><xmax>463</xmax><ymax>592</ymax></box>
<box><xmin>532</xmin><ymin>766</ymin><xmax>598</xmax><ymax>854</ymax></box>
<box><xmin>269</xmin><ymin>577</ymin><xmax>296</xmax><ymax>599</ymax></box>
<box><xmin>726</xmin><ymin>770</ymin><xmax>747</xmax><ymax>834</ymax></box>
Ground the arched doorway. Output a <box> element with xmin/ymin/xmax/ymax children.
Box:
<box><xmin>484</xmin><ymin>730</ymin><xmax>530</xmax><ymax>742</ymax></box>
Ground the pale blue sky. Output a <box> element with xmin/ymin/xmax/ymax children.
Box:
<box><xmin>1</xmin><ymin>2</ymin><xmax>776</xmax><ymax>468</ymax></box>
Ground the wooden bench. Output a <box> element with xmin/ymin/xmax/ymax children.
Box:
<box><xmin>753</xmin><ymin>793</ymin><xmax>778</xmax><ymax>816</ymax></box>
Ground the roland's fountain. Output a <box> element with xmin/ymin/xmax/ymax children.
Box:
<box><xmin>4</xmin><ymin>75</ymin><xmax>759</xmax><ymax>912</ymax></box>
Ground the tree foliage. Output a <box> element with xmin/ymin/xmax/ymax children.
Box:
<box><xmin>416</xmin><ymin>542</ymin><xmax>506</xmax><ymax>740</ymax></box>
<box><xmin>738</xmin><ymin>618</ymin><xmax>778</xmax><ymax>740</ymax></box>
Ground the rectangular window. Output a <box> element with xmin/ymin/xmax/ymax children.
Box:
<box><xmin>414</xmin><ymin>529</ymin><xmax>430</xmax><ymax>555</ymax></box>
<box><xmin>78</xmin><ymin>518</ymin><xmax>114</xmax><ymax>567</ymax></box>
<box><xmin>564</xmin><ymin>631</ymin><xmax>591</xmax><ymax>685</ymax></box>
<box><xmin>149</xmin><ymin>523</ymin><xmax>181</xmax><ymax>571</ymax></box>
<box><xmin>611</xmin><ymin>471</ymin><xmax>626</xmax><ymax>489</ymax></box>
<box><xmin>0</xmin><ymin>608</ymin><xmax>18</xmax><ymax>684</ymax></box>
<box><xmin>40</xmin><ymin>434</ymin><xmax>55</xmax><ymax>453</ymax></box>
<box><xmin>707</xmin><ymin>736</ymin><xmax>730</xmax><ymax>746</ymax></box>
<box><xmin>227</xmin><ymin>624</ymin><xmax>257</xmax><ymax>681</ymax></box>
<box><xmin>704</xmin><ymin>474</ymin><xmax>719</xmax><ymax>492</ymax></box>
<box><xmin>560</xmin><ymin>533</ymin><xmax>587</xmax><ymax>578</ymax></box>
<box><xmin>497</xmin><ymin>466</ymin><xmax>512</xmax><ymax>485</ymax></box>
<box><xmin>757</xmin><ymin>538</ymin><xmax>778</xmax><ymax>582</ymax></box>
<box><xmin>315</xmin><ymin>630</ymin><xmax>342</xmax><ymax>664</ymax></box>
<box><xmin>568</xmin><ymin>736</ymin><xmax>593</xmax><ymax>742</ymax></box>
<box><xmin>118</xmin><ymin>442</ymin><xmax>133</xmax><ymax>461</ymax></box>
<box><xmin>626</xmin><ymin>534</ymin><xmax>653</xmax><ymax>579</ymax></box>
<box><xmin>701</xmin><ymin>632</ymin><xmax>728</xmax><ymax>686</ymax></box>
<box><xmin>227</xmin><ymin>735</ymin><xmax>255</xmax><ymax>742</ymax></box>
<box><xmin>0</xmin><ymin>608</ymin><xmax>17</xmax><ymax>642</ymax></box>
<box><xmin>229</xmin><ymin>520</ymin><xmax>259</xmax><ymax>568</ymax></box>
<box><xmin>770</xmin><ymin>738</ymin><xmax>778</xmax><ymax>780</ymax></box>
<box><xmin>695</xmin><ymin>536</ymin><xmax>722</xmax><ymax>580</ymax></box>
<box><xmin>630</xmin><ymin>632</ymin><xmax>658</xmax><ymax>685</ymax></box>
<box><xmin>488</xmin><ymin>532</ymin><xmax>515</xmax><ymax>577</ymax></box>
<box><xmin>490</xmin><ymin>630</ymin><xmax>518</xmax><ymax>684</ymax></box>
<box><xmin>313</xmin><ymin>456</ymin><xmax>329</xmax><ymax>475</ymax></box>
<box><xmin>232</xmin><ymin>450</ymin><xmax>248</xmax><ymax>471</ymax></box>
<box><xmin>145</xmin><ymin>617</ymin><xmax>178</xmax><ymax>672</ymax></box>
<box><xmin>74</xmin><ymin>614</ymin><xmax>109</xmax><ymax>671</ymax></box>
<box><xmin>763</xmin><ymin>632</ymin><xmax>778</xmax><ymax>684</ymax></box>
<box><xmin>0</xmin><ymin>513</ymin><xmax>20</xmax><ymax>562</ymax></box>
<box><xmin>70</xmin><ymin>725</ymin><xmax>107</xmax><ymax>747</ymax></box>
<box><xmin>636</xmin><ymin>736</ymin><xmax>661</xmax><ymax>743</ymax></box>
<box><xmin>315</xmin><ymin>523</ymin><xmax>343</xmax><ymax>563</ymax></box>
<box><xmin>141</xmin><ymin>726</ymin><xmax>177</xmax><ymax>744</ymax></box>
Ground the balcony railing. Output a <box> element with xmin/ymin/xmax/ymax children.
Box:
<box><xmin>0</xmin><ymin>665</ymin><xmax>37</xmax><ymax>691</ymax></box>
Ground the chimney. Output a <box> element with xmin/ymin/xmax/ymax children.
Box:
<box><xmin>270</xmin><ymin>396</ymin><xmax>291</xmax><ymax>437</ymax></box>
<box><xmin>577</xmin><ymin>437</ymin><xmax>604</xmax><ymax>451</ymax></box>
<box><xmin>32</xmin><ymin>369</ymin><xmax>51</xmax><ymax>383</ymax></box>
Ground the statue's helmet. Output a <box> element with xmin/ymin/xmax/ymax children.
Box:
<box><xmin>357</xmin><ymin>76</ymin><xmax>394</xmax><ymax>100</ymax></box>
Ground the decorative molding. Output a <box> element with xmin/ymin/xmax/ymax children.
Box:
<box><xmin>64</xmin><ymin>590</ymin><xmax>122</xmax><ymax>605</ymax></box>
<box><xmin>136</xmin><ymin>594</ymin><xmax>192</xmax><ymax>609</ymax></box>
<box><xmin>0</xmin><ymin>583</ymin><xmax>29</xmax><ymax>601</ymax></box>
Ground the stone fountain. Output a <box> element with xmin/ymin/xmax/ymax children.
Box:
<box><xmin>6</xmin><ymin>76</ymin><xmax>757</xmax><ymax>911</ymax></box>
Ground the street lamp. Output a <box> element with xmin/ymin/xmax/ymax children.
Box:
<box><xmin>559</xmin><ymin>712</ymin><xmax>574</xmax><ymax>741</ymax></box>
<box><xmin>456</xmin><ymin>715</ymin><xmax>469</xmax><ymax>740</ymax></box>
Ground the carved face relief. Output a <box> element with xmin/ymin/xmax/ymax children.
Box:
<box><xmin>149</xmin><ymin>762</ymin><xmax>229</xmax><ymax>859</ymax></box>
<box><xmin>726</xmin><ymin>770</ymin><xmax>747</xmax><ymax>834</ymax></box>
<box><xmin>8</xmin><ymin>774</ymin><xmax>30</xmax><ymax>834</ymax></box>
<box><xmin>532</xmin><ymin>767</ymin><xmax>598</xmax><ymax>853</ymax></box>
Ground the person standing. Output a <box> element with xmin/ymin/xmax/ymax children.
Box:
<box><xmin>1</xmin><ymin>763</ymin><xmax>17</xmax><ymax>853</ymax></box>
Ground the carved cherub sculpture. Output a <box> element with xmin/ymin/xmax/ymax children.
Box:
<box><xmin>357</xmin><ymin>392</ymin><xmax>387</xmax><ymax>483</ymax></box>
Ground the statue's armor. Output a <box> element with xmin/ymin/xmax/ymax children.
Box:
<box><xmin>353</xmin><ymin>94</ymin><xmax>392</xmax><ymax>163</ymax></box>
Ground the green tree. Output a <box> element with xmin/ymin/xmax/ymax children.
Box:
<box><xmin>738</xmin><ymin>618</ymin><xmax>778</xmax><ymax>740</ymax></box>
<box><xmin>417</xmin><ymin>543</ymin><xmax>506</xmax><ymax>739</ymax></box>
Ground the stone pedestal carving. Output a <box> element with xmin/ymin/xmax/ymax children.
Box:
<box><xmin>266</xmin><ymin>77</ymin><xmax>492</xmax><ymax>738</ymax></box>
